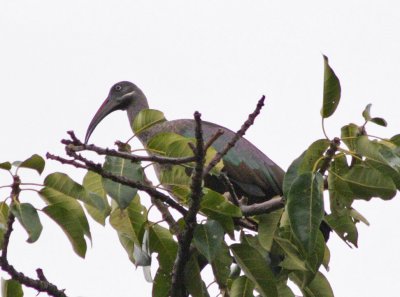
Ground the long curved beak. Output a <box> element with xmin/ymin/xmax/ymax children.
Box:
<box><xmin>85</xmin><ymin>96</ymin><xmax>121</xmax><ymax>143</ymax></box>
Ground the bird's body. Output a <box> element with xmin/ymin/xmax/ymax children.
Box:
<box><xmin>85</xmin><ymin>81</ymin><xmax>285</xmax><ymax>204</ymax></box>
<box><xmin>138</xmin><ymin>119</ymin><xmax>284</xmax><ymax>204</ymax></box>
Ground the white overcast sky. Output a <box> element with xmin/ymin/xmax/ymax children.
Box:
<box><xmin>1</xmin><ymin>1</ymin><xmax>400</xmax><ymax>297</ymax></box>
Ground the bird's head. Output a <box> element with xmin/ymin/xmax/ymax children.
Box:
<box><xmin>85</xmin><ymin>81</ymin><xmax>146</xmax><ymax>143</ymax></box>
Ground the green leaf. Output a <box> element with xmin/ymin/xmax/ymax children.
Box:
<box><xmin>349</xmin><ymin>208</ymin><xmax>370</xmax><ymax>226</ymax></box>
<box><xmin>361</xmin><ymin>104</ymin><xmax>387</xmax><ymax>126</ymax></box>
<box><xmin>193</xmin><ymin>220</ymin><xmax>224</xmax><ymax>262</ymax></box>
<box><xmin>362</xmin><ymin>103</ymin><xmax>372</xmax><ymax>121</ymax></box>
<box><xmin>276</xmin><ymin>282</ymin><xmax>295</xmax><ymax>297</ymax></box>
<box><xmin>257</xmin><ymin>209</ymin><xmax>283</xmax><ymax>252</ymax></box>
<box><xmin>18</xmin><ymin>154</ymin><xmax>45</xmax><ymax>174</ymax></box>
<box><xmin>391</xmin><ymin>134</ymin><xmax>400</xmax><ymax>147</ymax></box>
<box><xmin>0</xmin><ymin>162</ymin><xmax>11</xmax><ymax>171</ymax></box>
<box><xmin>159</xmin><ymin>166</ymin><xmax>191</xmax><ymax>187</ymax></box>
<box><xmin>321</xmin><ymin>55</ymin><xmax>341</xmax><ymax>118</ymax></box>
<box><xmin>298</xmin><ymin>139</ymin><xmax>330</xmax><ymax>172</ymax></box>
<box><xmin>184</xmin><ymin>253</ymin><xmax>210</xmax><ymax>297</ymax></box>
<box><xmin>82</xmin><ymin>171</ymin><xmax>111</xmax><ymax>225</ymax></box>
<box><xmin>147</xmin><ymin>132</ymin><xmax>185</xmax><ymax>155</ymax></box>
<box><xmin>328</xmin><ymin>155</ymin><xmax>354</xmax><ymax>213</ymax></box>
<box><xmin>39</xmin><ymin>175</ymin><xmax>92</xmax><ymax>244</ymax></box>
<box><xmin>147</xmin><ymin>132</ymin><xmax>223</xmax><ymax>174</ymax></box>
<box><xmin>274</xmin><ymin>237</ymin><xmax>307</xmax><ymax>271</ymax></box>
<box><xmin>287</xmin><ymin>172</ymin><xmax>324</xmax><ymax>255</ymax></box>
<box><xmin>283</xmin><ymin>152</ymin><xmax>305</xmax><ymax>198</ymax></box>
<box><xmin>370</xmin><ymin>117</ymin><xmax>387</xmax><ymax>127</ymax></box>
<box><xmin>102</xmin><ymin>156</ymin><xmax>144</xmax><ymax>209</ymax></box>
<box><xmin>200</xmin><ymin>188</ymin><xmax>240</xmax><ymax>236</ymax></box>
<box><xmin>42</xmin><ymin>172</ymin><xmax>105</xmax><ymax>211</ymax></box>
<box><xmin>149</xmin><ymin>224</ymin><xmax>178</xmax><ymax>270</ymax></box>
<box><xmin>283</xmin><ymin>139</ymin><xmax>330</xmax><ymax>197</ymax></box>
<box><xmin>343</xmin><ymin>164</ymin><xmax>396</xmax><ymax>200</ymax></box>
<box><xmin>116</xmin><ymin>232</ymin><xmax>135</xmax><ymax>264</ymax></box>
<box><xmin>153</xmin><ymin>268</ymin><xmax>171</xmax><ymax>297</ymax></box>
<box><xmin>109</xmin><ymin>195</ymin><xmax>147</xmax><ymax>248</ymax></box>
<box><xmin>200</xmin><ymin>188</ymin><xmax>242</xmax><ymax>217</ymax></box>
<box><xmin>132</xmin><ymin>109</ymin><xmax>166</xmax><ymax>135</ymax></box>
<box><xmin>1</xmin><ymin>279</ymin><xmax>23</xmax><ymax>297</ymax></box>
<box><xmin>166</xmin><ymin>139</ymin><xmax>195</xmax><ymax>157</ymax></box>
<box><xmin>325</xmin><ymin>211</ymin><xmax>358</xmax><ymax>247</ymax></box>
<box><xmin>230</xmin><ymin>276</ymin><xmax>255</xmax><ymax>297</ymax></box>
<box><xmin>322</xmin><ymin>243</ymin><xmax>330</xmax><ymax>271</ymax></box>
<box><xmin>241</xmin><ymin>234</ymin><xmax>269</xmax><ymax>260</ymax></box>
<box><xmin>341</xmin><ymin>124</ymin><xmax>360</xmax><ymax>151</ymax></box>
<box><xmin>291</xmin><ymin>271</ymin><xmax>334</xmax><ymax>297</ymax></box>
<box><xmin>0</xmin><ymin>203</ymin><xmax>9</xmax><ymax>250</ymax></box>
<box><xmin>351</xmin><ymin>137</ymin><xmax>400</xmax><ymax>189</ymax></box>
<box><xmin>10</xmin><ymin>203</ymin><xmax>42</xmax><ymax>243</ymax></box>
<box><xmin>204</xmin><ymin>212</ymin><xmax>235</xmax><ymax>237</ymax></box>
<box><xmin>306</xmin><ymin>272</ymin><xmax>334</xmax><ymax>297</ymax></box>
<box><xmin>305</xmin><ymin>231</ymin><xmax>326</xmax><ymax>275</ymax></box>
<box><xmin>42</xmin><ymin>201</ymin><xmax>88</xmax><ymax>258</ymax></box>
<box><xmin>231</xmin><ymin>243</ymin><xmax>277</xmax><ymax>297</ymax></box>
<box><xmin>211</xmin><ymin>243</ymin><xmax>232</xmax><ymax>290</ymax></box>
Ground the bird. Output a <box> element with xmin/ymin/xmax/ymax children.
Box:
<box><xmin>85</xmin><ymin>81</ymin><xmax>285</xmax><ymax>205</ymax></box>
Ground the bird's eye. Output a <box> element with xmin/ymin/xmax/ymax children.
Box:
<box><xmin>114</xmin><ymin>85</ymin><xmax>122</xmax><ymax>91</ymax></box>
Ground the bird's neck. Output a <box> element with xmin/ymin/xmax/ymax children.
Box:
<box><xmin>127</xmin><ymin>90</ymin><xmax>150</xmax><ymax>125</ymax></box>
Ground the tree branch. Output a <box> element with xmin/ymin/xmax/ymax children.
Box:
<box><xmin>0</xmin><ymin>213</ymin><xmax>67</xmax><ymax>296</ymax></box>
<box><xmin>46</xmin><ymin>152</ymin><xmax>188</xmax><ymax>216</ymax></box>
<box><xmin>319</xmin><ymin>137</ymin><xmax>340</xmax><ymax>175</ymax></box>
<box><xmin>240</xmin><ymin>196</ymin><xmax>284</xmax><ymax>216</ymax></box>
<box><xmin>171</xmin><ymin>111</ymin><xmax>205</xmax><ymax>297</ymax></box>
<box><xmin>63</xmin><ymin>131</ymin><xmax>197</xmax><ymax>165</ymax></box>
<box><xmin>203</xmin><ymin>96</ymin><xmax>265</xmax><ymax>176</ymax></box>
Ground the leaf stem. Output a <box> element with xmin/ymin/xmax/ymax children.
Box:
<box><xmin>321</xmin><ymin>117</ymin><xmax>329</xmax><ymax>140</ymax></box>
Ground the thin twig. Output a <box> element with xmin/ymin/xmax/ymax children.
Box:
<box><xmin>204</xmin><ymin>129</ymin><xmax>224</xmax><ymax>151</ymax></box>
<box><xmin>219</xmin><ymin>174</ymin><xmax>240</xmax><ymax>206</ymax></box>
<box><xmin>63</xmin><ymin>131</ymin><xmax>197</xmax><ymax>165</ymax></box>
<box><xmin>203</xmin><ymin>96</ymin><xmax>265</xmax><ymax>176</ymax></box>
<box><xmin>171</xmin><ymin>111</ymin><xmax>205</xmax><ymax>297</ymax></box>
<box><xmin>46</xmin><ymin>152</ymin><xmax>188</xmax><ymax>216</ymax></box>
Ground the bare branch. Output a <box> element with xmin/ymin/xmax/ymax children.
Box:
<box><xmin>220</xmin><ymin>174</ymin><xmax>240</xmax><ymax>206</ymax></box>
<box><xmin>63</xmin><ymin>131</ymin><xmax>197</xmax><ymax>165</ymax></box>
<box><xmin>240</xmin><ymin>196</ymin><xmax>284</xmax><ymax>216</ymax></box>
<box><xmin>203</xmin><ymin>96</ymin><xmax>265</xmax><ymax>176</ymax></box>
<box><xmin>204</xmin><ymin>129</ymin><xmax>224</xmax><ymax>151</ymax></box>
<box><xmin>171</xmin><ymin>111</ymin><xmax>205</xmax><ymax>297</ymax></box>
<box><xmin>319</xmin><ymin>137</ymin><xmax>341</xmax><ymax>174</ymax></box>
<box><xmin>0</xmin><ymin>214</ymin><xmax>67</xmax><ymax>296</ymax></box>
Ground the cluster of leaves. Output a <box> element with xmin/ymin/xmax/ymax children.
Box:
<box><xmin>280</xmin><ymin>55</ymin><xmax>400</xmax><ymax>295</ymax></box>
<box><xmin>0</xmin><ymin>55</ymin><xmax>399</xmax><ymax>297</ymax></box>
